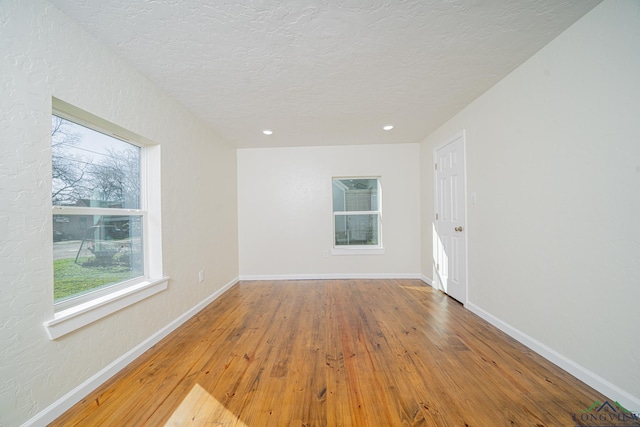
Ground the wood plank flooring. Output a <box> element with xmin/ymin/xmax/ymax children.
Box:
<box><xmin>50</xmin><ymin>280</ymin><xmax>624</xmax><ymax>426</ymax></box>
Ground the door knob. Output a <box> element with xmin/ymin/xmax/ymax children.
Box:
<box><xmin>455</xmin><ymin>226</ymin><xmax>464</xmax><ymax>232</ymax></box>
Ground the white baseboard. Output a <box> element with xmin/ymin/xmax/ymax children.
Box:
<box><xmin>466</xmin><ymin>302</ymin><xmax>640</xmax><ymax>410</ymax></box>
<box><xmin>22</xmin><ymin>276</ymin><xmax>239</xmax><ymax>427</ymax></box>
<box><xmin>238</xmin><ymin>273</ymin><xmax>423</xmax><ymax>281</ymax></box>
<box><xmin>419</xmin><ymin>275</ymin><xmax>433</xmax><ymax>286</ymax></box>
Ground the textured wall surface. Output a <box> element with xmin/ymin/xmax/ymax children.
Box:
<box><xmin>0</xmin><ymin>1</ymin><xmax>238</xmax><ymax>425</ymax></box>
<box><xmin>46</xmin><ymin>0</ymin><xmax>600</xmax><ymax>148</ymax></box>
<box><xmin>238</xmin><ymin>144</ymin><xmax>421</xmax><ymax>277</ymax></box>
<box><xmin>421</xmin><ymin>0</ymin><xmax>640</xmax><ymax>403</ymax></box>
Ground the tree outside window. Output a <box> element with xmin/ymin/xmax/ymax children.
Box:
<box><xmin>52</xmin><ymin>115</ymin><xmax>145</xmax><ymax>305</ymax></box>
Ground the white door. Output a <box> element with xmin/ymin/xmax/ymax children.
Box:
<box><xmin>434</xmin><ymin>132</ymin><xmax>467</xmax><ymax>304</ymax></box>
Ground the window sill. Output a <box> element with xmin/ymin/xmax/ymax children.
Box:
<box><xmin>43</xmin><ymin>277</ymin><xmax>169</xmax><ymax>340</ymax></box>
<box><xmin>331</xmin><ymin>247</ymin><xmax>385</xmax><ymax>256</ymax></box>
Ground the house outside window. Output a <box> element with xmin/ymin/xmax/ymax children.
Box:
<box><xmin>332</xmin><ymin>177</ymin><xmax>383</xmax><ymax>254</ymax></box>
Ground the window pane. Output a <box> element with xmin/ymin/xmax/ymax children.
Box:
<box><xmin>334</xmin><ymin>214</ymin><xmax>379</xmax><ymax>246</ymax></box>
<box><xmin>52</xmin><ymin>116</ymin><xmax>141</xmax><ymax>209</ymax></box>
<box><xmin>53</xmin><ymin>214</ymin><xmax>144</xmax><ymax>302</ymax></box>
<box><xmin>332</xmin><ymin>178</ymin><xmax>379</xmax><ymax>212</ymax></box>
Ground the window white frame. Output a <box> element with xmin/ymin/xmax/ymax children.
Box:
<box><xmin>331</xmin><ymin>177</ymin><xmax>384</xmax><ymax>255</ymax></box>
<box><xmin>44</xmin><ymin>98</ymin><xmax>167</xmax><ymax>340</ymax></box>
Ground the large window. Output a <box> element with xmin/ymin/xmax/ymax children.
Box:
<box><xmin>46</xmin><ymin>100</ymin><xmax>165</xmax><ymax>339</ymax></box>
<box><xmin>332</xmin><ymin>178</ymin><xmax>382</xmax><ymax>250</ymax></box>
<box><xmin>52</xmin><ymin>113</ymin><xmax>146</xmax><ymax>308</ymax></box>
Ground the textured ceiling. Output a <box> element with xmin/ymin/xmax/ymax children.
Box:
<box><xmin>48</xmin><ymin>0</ymin><xmax>600</xmax><ymax>148</ymax></box>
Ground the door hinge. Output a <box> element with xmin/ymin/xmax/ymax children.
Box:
<box><xmin>435</xmin><ymin>163</ymin><xmax>438</xmax><ymax>170</ymax></box>
<box><xmin>435</xmin><ymin>213</ymin><xmax>439</xmax><ymax>220</ymax></box>
<box><xmin>436</xmin><ymin>263</ymin><xmax>439</xmax><ymax>270</ymax></box>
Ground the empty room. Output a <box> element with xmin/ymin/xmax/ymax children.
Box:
<box><xmin>1</xmin><ymin>0</ymin><xmax>639</xmax><ymax>426</ymax></box>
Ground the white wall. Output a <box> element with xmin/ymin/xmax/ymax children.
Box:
<box><xmin>3</xmin><ymin>0</ymin><xmax>637</xmax><ymax>424</ymax></box>
<box><xmin>420</xmin><ymin>0</ymin><xmax>640</xmax><ymax>405</ymax></box>
<box><xmin>238</xmin><ymin>144</ymin><xmax>420</xmax><ymax>278</ymax></box>
<box><xmin>0</xmin><ymin>1</ymin><xmax>238</xmax><ymax>425</ymax></box>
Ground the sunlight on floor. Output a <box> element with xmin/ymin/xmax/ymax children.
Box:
<box><xmin>399</xmin><ymin>285</ymin><xmax>431</xmax><ymax>292</ymax></box>
<box><xmin>432</xmin><ymin>222</ymin><xmax>448</xmax><ymax>293</ymax></box>
<box><xmin>164</xmin><ymin>383</ymin><xmax>247</xmax><ymax>427</ymax></box>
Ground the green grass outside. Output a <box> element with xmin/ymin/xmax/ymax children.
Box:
<box><xmin>54</xmin><ymin>258</ymin><xmax>140</xmax><ymax>302</ymax></box>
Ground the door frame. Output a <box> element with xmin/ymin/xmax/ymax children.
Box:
<box><xmin>433</xmin><ymin>130</ymin><xmax>469</xmax><ymax>305</ymax></box>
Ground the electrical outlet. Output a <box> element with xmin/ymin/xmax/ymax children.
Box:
<box><xmin>198</xmin><ymin>270</ymin><xmax>204</xmax><ymax>283</ymax></box>
<box><xmin>323</xmin><ymin>250</ymin><xmax>329</xmax><ymax>258</ymax></box>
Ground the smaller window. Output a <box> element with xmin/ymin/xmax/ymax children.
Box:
<box><xmin>332</xmin><ymin>178</ymin><xmax>382</xmax><ymax>250</ymax></box>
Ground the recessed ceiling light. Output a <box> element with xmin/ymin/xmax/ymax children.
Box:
<box><xmin>383</xmin><ymin>125</ymin><xmax>394</xmax><ymax>131</ymax></box>
<box><xmin>262</xmin><ymin>129</ymin><xmax>273</xmax><ymax>135</ymax></box>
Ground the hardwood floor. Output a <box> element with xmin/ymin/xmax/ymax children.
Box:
<box><xmin>51</xmin><ymin>280</ymin><xmax>622</xmax><ymax>426</ymax></box>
